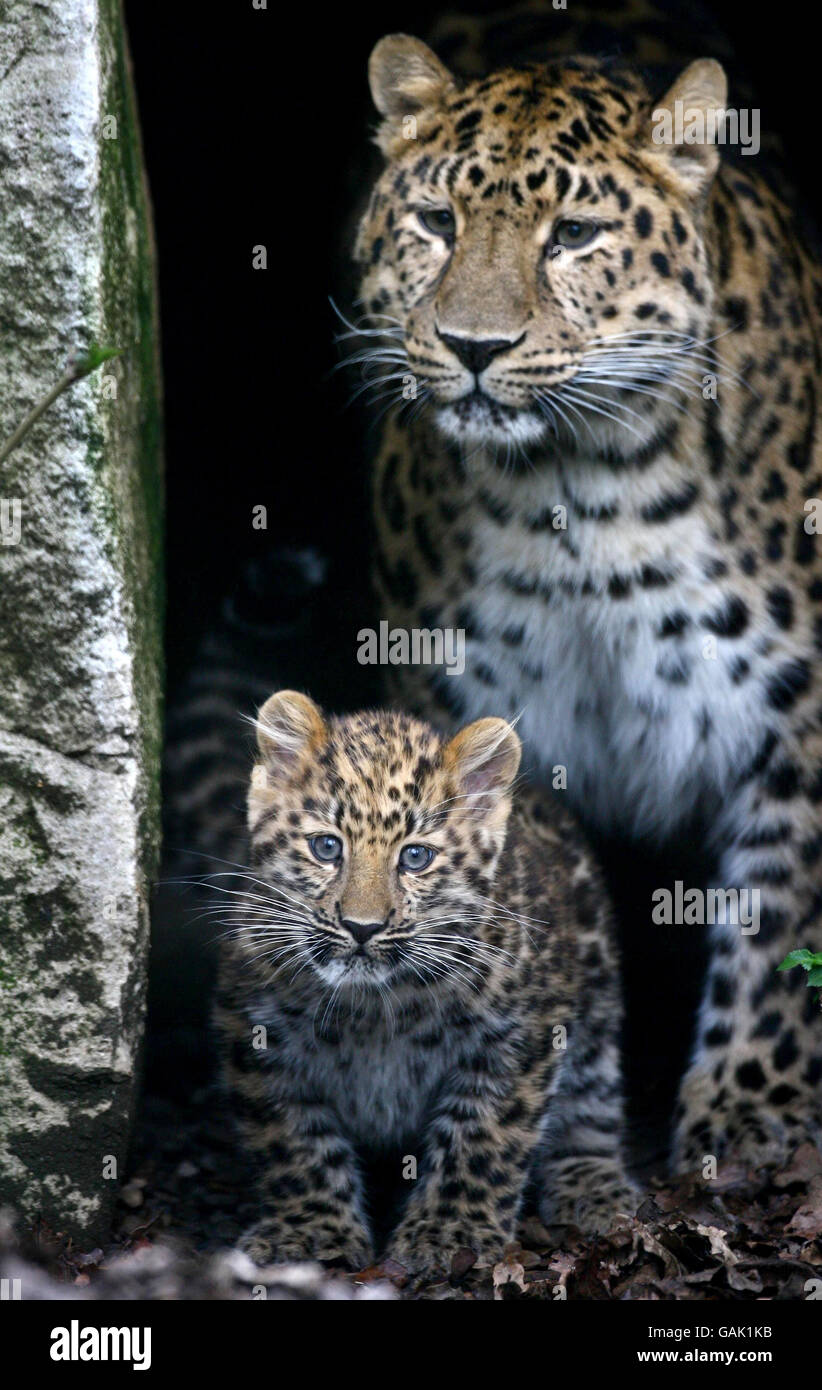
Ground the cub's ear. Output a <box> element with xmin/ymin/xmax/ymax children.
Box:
<box><xmin>647</xmin><ymin>58</ymin><xmax>728</xmax><ymax>196</ymax></box>
<box><xmin>253</xmin><ymin>690</ymin><xmax>326</xmax><ymax>781</ymax></box>
<box><xmin>369</xmin><ymin>35</ymin><xmax>457</xmax><ymax>149</ymax></box>
<box><xmin>444</xmin><ymin>717</ymin><xmax>521</xmax><ymax>814</ymax></box>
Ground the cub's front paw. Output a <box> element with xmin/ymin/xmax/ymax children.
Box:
<box><xmin>238</xmin><ymin>1219</ymin><xmax>372</xmax><ymax>1270</ymax></box>
<box><xmin>387</xmin><ymin>1219</ymin><xmax>507</xmax><ymax>1279</ymax></box>
<box><xmin>540</xmin><ymin>1158</ymin><xmax>639</xmax><ymax>1233</ymax></box>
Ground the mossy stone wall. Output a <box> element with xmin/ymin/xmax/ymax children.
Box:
<box><xmin>0</xmin><ymin>0</ymin><xmax>163</xmax><ymax>1241</ymax></box>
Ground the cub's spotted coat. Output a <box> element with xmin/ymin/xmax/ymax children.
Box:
<box><xmin>353</xmin><ymin>7</ymin><xmax>822</xmax><ymax>1170</ymax></box>
<box><xmin>215</xmin><ymin>691</ymin><xmax>635</xmax><ymax>1275</ymax></box>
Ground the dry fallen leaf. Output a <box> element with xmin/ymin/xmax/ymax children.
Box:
<box><xmin>449</xmin><ymin>1247</ymin><xmax>479</xmax><ymax>1281</ymax></box>
<box><xmin>354</xmin><ymin>1258</ymin><xmax>409</xmax><ymax>1287</ymax></box>
<box><xmin>695</xmin><ymin>1222</ymin><xmax>737</xmax><ymax>1266</ymax></box>
<box><xmin>775</xmin><ymin>1143</ymin><xmax>822</xmax><ymax>1188</ymax></box>
<box><xmin>493</xmin><ymin>1250</ymin><xmax>527</xmax><ymax>1298</ymax></box>
<box><xmin>787</xmin><ymin>1177</ymin><xmax>822</xmax><ymax>1238</ymax></box>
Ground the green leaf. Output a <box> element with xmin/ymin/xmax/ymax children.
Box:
<box><xmin>73</xmin><ymin>343</ymin><xmax>122</xmax><ymax>378</ymax></box>
<box><xmin>777</xmin><ymin>949</ymin><xmax>817</xmax><ymax>972</ymax></box>
<box><xmin>807</xmin><ymin>966</ymin><xmax>822</xmax><ymax>988</ymax></box>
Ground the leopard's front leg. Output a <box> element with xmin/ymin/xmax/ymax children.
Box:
<box><xmin>672</xmin><ymin>764</ymin><xmax>822</xmax><ymax>1174</ymax></box>
<box><xmin>221</xmin><ymin>1027</ymin><xmax>372</xmax><ymax>1267</ymax></box>
<box><xmin>385</xmin><ymin>1038</ymin><xmax>546</xmax><ymax>1278</ymax></box>
<box><xmin>216</xmin><ymin>965</ymin><xmax>373</xmax><ymax>1267</ymax></box>
<box><xmin>236</xmin><ymin>1097</ymin><xmax>373</xmax><ymax>1268</ymax></box>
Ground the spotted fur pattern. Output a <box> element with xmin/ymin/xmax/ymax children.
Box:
<box><xmin>353</xmin><ymin>9</ymin><xmax>822</xmax><ymax>1172</ymax></box>
<box><xmin>214</xmin><ymin>692</ymin><xmax>636</xmax><ymax>1276</ymax></box>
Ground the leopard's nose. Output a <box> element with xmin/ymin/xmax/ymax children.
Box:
<box><xmin>343</xmin><ymin>919</ymin><xmax>385</xmax><ymax>945</ymax></box>
<box><xmin>438</xmin><ymin>333</ymin><xmax>516</xmax><ymax>375</ymax></box>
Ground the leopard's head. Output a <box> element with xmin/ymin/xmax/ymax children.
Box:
<box><xmin>242</xmin><ymin>691</ymin><xmax>521</xmax><ymax>991</ymax></box>
<box><xmin>354</xmin><ymin>36</ymin><xmax>725</xmax><ymax>454</ymax></box>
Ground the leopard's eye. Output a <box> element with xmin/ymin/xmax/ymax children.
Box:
<box><xmin>417</xmin><ymin>207</ymin><xmax>456</xmax><ymax>240</ymax></box>
<box><xmin>398</xmin><ymin>844</ymin><xmax>436</xmax><ymax>872</ymax></box>
<box><xmin>552</xmin><ymin>218</ymin><xmax>598</xmax><ymax>250</ymax></box>
<box><xmin>309</xmin><ymin>834</ymin><xmax>343</xmax><ymax>864</ymax></box>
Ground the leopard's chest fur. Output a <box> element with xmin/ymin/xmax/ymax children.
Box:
<box><xmin>248</xmin><ymin>987</ymin><xmax>502</xmax><ymax>1150</ymax></box>
<box><xmin>450</xmin><ymin>452</ymin><xmax>773</xmax><ymax>839</ymax></box>
<box><xmin>378</xmin><ymin>419</ymin><xmax>801</xmax><ymax>842</ymax></box>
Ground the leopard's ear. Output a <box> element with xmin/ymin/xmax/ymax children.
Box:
<box><xmin>369</xmin><ymin>35</ymin><xmax>457</xmax><ymax>150</ymax></box>
<box><xmin>444</xmin><ymin>717</ymin><xmax>521</xmax><ymax>814</ymax></box>
<box><xmin>647</xmin><ymin>59</ymin><xmax>728</xmax><ymax>196</ymax></box>
<box><xmin>253</xmin><ymin>690</ymin><xmax>326</xmax><ymax>781</ymax></box>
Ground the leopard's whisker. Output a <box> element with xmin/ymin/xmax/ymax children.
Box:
<box><xmin>533</xmin><ymin>389</ymin><xmax>580</xmax><ymax>445</ymax></box>
<box><xmin>560</xmin><ymin>381</ymin><xmax>647</xmax><ymax>426</ymax></box>
<box><xmin>575</xmin><ymin>377</ymin><xmax>693</xmax><ymax>413</ymax></box>
<box><xmin>410</xmin><ymin>944</ymin><xmax>486</xmax><ymax>993</ymax></box>
<box><xmin>538</xmin><ymin>386</ymin><xmax>599</xmax><ymax>443</ymax></box>
<box><xmin>328</xmin><ymin>297</ymin><xmax>404</xmax><ymax>339</ymax></box>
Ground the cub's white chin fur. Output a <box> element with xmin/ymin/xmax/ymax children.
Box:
<box><xmin>314</xmin><ymin>956</ymin><xmax>392</xmax><ymax>989</ymax></box>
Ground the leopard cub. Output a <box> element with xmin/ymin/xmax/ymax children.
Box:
<box><xmin>215</xmin><ymin>690</ymin><xmax>637</xmax><ymax>1276</ymax></box>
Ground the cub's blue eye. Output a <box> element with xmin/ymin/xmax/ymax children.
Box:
<box><xmin>552</xmin><ymin>218</ymin><xmax>598</xmax><ymax>250</ymax></box>
<box><xmin>309</xmin><ymin>834</ymin><xmax>343</xmax><ymax>864</ymax></box>
<box><xmin>418</xmin><ymin>207</ymin><xmax>455</xmax><ymax>239</ymax></box>
<box><xmin>398</xmin><ymin>844</ymin><xmax>435</xmax><ymax>872</ymax></box>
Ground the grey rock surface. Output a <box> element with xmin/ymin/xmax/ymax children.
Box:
<box><xmin>0</xmin><ymin>0</ymin><xmax>163</xmax><ymax>1240</ymax></box>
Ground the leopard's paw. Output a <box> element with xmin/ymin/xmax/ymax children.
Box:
<box><xmin>671</xmin><ymin>1106</ymin><xmax>792</xmax><ymax>1176</ymax></box>
<box><xmin>238</xmin><ymin>1220</ymin><xmax>371</xmax><ymax>1270</ymax></box>
<box><xmin>540</xmin><ymin>1158</ymin><xmax>640</xmax><ymax>1233</ymax></box>
<box><xmin>669</xmin><ymin>1066</ymin><xmax>822</xmax><ymax>1176</ymax></box>
<box><xmin>387</xmin><ymin>1219</ymin><xmax>506</xmax><ymax>1279</ymax></box>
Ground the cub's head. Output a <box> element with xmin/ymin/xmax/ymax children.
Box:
<box><xmin>354</xmin><ymin>36</ymin><xmax>726</xmax><ymax>453</ymax></box>
<box><xmin>243</xmin><ymin>690</ymin><xmax>521</xmax><ymax>991</ymax></box>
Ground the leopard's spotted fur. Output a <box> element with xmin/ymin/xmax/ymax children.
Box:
<box><xmin>215</xmin><ymin>691</ymin><xmax>636</xmax><ymax>1276</ymax></box>
<box><xmin>353</xmin><ymin>7</ymin><xmax>822</xmax><ymax>1172</ymax></box>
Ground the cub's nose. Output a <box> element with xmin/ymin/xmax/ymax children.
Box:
<box><xmin>438</xmin><ymin>333</ymin><xmax>515</xmax><ymax>375</ymax></box>
<box><xmin>343</xmin><ymin>919</ymin><xmax>385</xmax><ymax>946</ymax></box>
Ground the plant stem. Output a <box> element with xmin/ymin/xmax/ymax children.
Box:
<box><xmin>0</xmin><ymin>345</ymin><xmax>121</xmax><ymax>468</ymax></box>
<box><xmin>0</xmin><ymin>365</ymin><xmax>85</xmax><ymax>467</ymax></box>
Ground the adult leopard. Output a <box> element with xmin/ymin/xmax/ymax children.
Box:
<box><xmin>353</xmin><ymin>3</ymin><xmax>822</xmax><ymax>1173</ymax></box>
